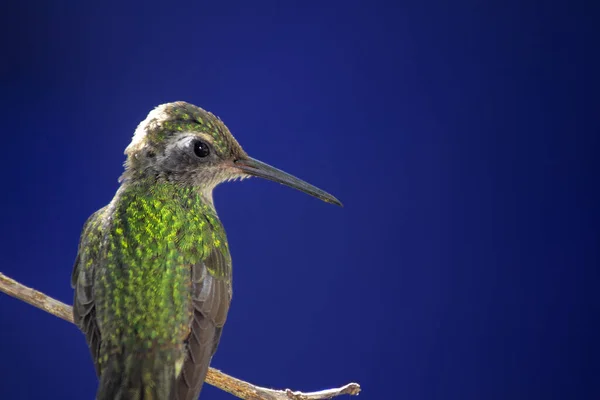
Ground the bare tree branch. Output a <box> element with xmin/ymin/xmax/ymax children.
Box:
<box><xmin>0</xmin><ymin>272</ymin><xmax>360</xmax><ymax>400</ymax></box>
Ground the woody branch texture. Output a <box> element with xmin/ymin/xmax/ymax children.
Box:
<box><xmin>0</xmin><ymin>272</ymin><xmax>360</xmax><ymax>400</ymax></box>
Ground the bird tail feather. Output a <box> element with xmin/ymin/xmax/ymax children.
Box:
<box><xmin>96</xmin><ymin>353</ymin><xmax>177</xmax><ymax>400</ymax></box>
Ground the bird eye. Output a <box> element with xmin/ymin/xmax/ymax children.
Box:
<box><xmin>193</xmin><ymin>140</ymin><xmax>210</xmax><ymax>158</ymax></box>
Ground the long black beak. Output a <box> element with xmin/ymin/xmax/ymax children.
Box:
<box><xmin>233</xmin><ymin>157</ymin><xmax>343</xmax><ymax>207</ymax></box>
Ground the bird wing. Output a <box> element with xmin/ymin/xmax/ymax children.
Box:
<box><xmin>71</xmin><ymin>208</ymin><xmax>106</xmax><ymax>375</ymax></box>
<box><xmin>72</xmin><ymin>207</ymin><xmax>232</xmax><ymax>399</ymax></box>
<box><xmin>176</xmin><ymin>246</ymin><xmax>232</xmax><ymax>400</ymax></box>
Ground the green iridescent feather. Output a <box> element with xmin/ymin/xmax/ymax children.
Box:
<box><xmin>71</xmin><ymin>101</ymin><xmax>340</xmax><ymax>400</ymax></box>
<box><xmin>73</xmin><ymin>179</ymin><xmax>231</xmax><ymax>400</ymax></box>
<box><xmin>97</xmin><ymin>181</ymin><xmax>228</xmax><ymax>351</ymax></box>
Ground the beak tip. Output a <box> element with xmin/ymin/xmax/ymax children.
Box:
<box><xmin>322</xmin><ymin>194</ymin><xmax>343</xmax><ymax>207</ymax></box>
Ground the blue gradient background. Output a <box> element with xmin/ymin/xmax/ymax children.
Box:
<box><xmin>0</xmin><ymin>1</ymin><xmax>597</xmax><ymax>399</ymax></box>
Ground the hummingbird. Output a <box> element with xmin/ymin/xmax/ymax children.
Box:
<box><xmin>71</xmin><ymin>101</ymin><xmax>341</xmax><ymax>400</ymax></box>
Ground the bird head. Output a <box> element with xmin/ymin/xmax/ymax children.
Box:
<box><xmin>121</xmin><ymin>101</ymin><xmax>342</xmax><ymax>207</ymax></box>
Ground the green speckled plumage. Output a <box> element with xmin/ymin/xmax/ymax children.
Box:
<box><xmin>72</xmin><ymin>102</ymin><xmax>238</xmax><ymax>400</ymax></box>
<box><xmin>73</xmin><ymin>180</ymin><xmax>233</xmax><ymax>400</ymax></box>
<box><xmin>72</xmin><ymin>101</ymin><xmax>341</xmax><ymax>400</ymax></box>
<box><xmin>88</xmin><ymin>182</ymin><xmax>228</xmax><ymax>354</ymax></box>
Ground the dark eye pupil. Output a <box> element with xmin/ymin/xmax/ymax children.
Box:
<box><xmin>193</xmin><ymin>141</ymin><xmax>210</xmax><ymax>157</ymax></box>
